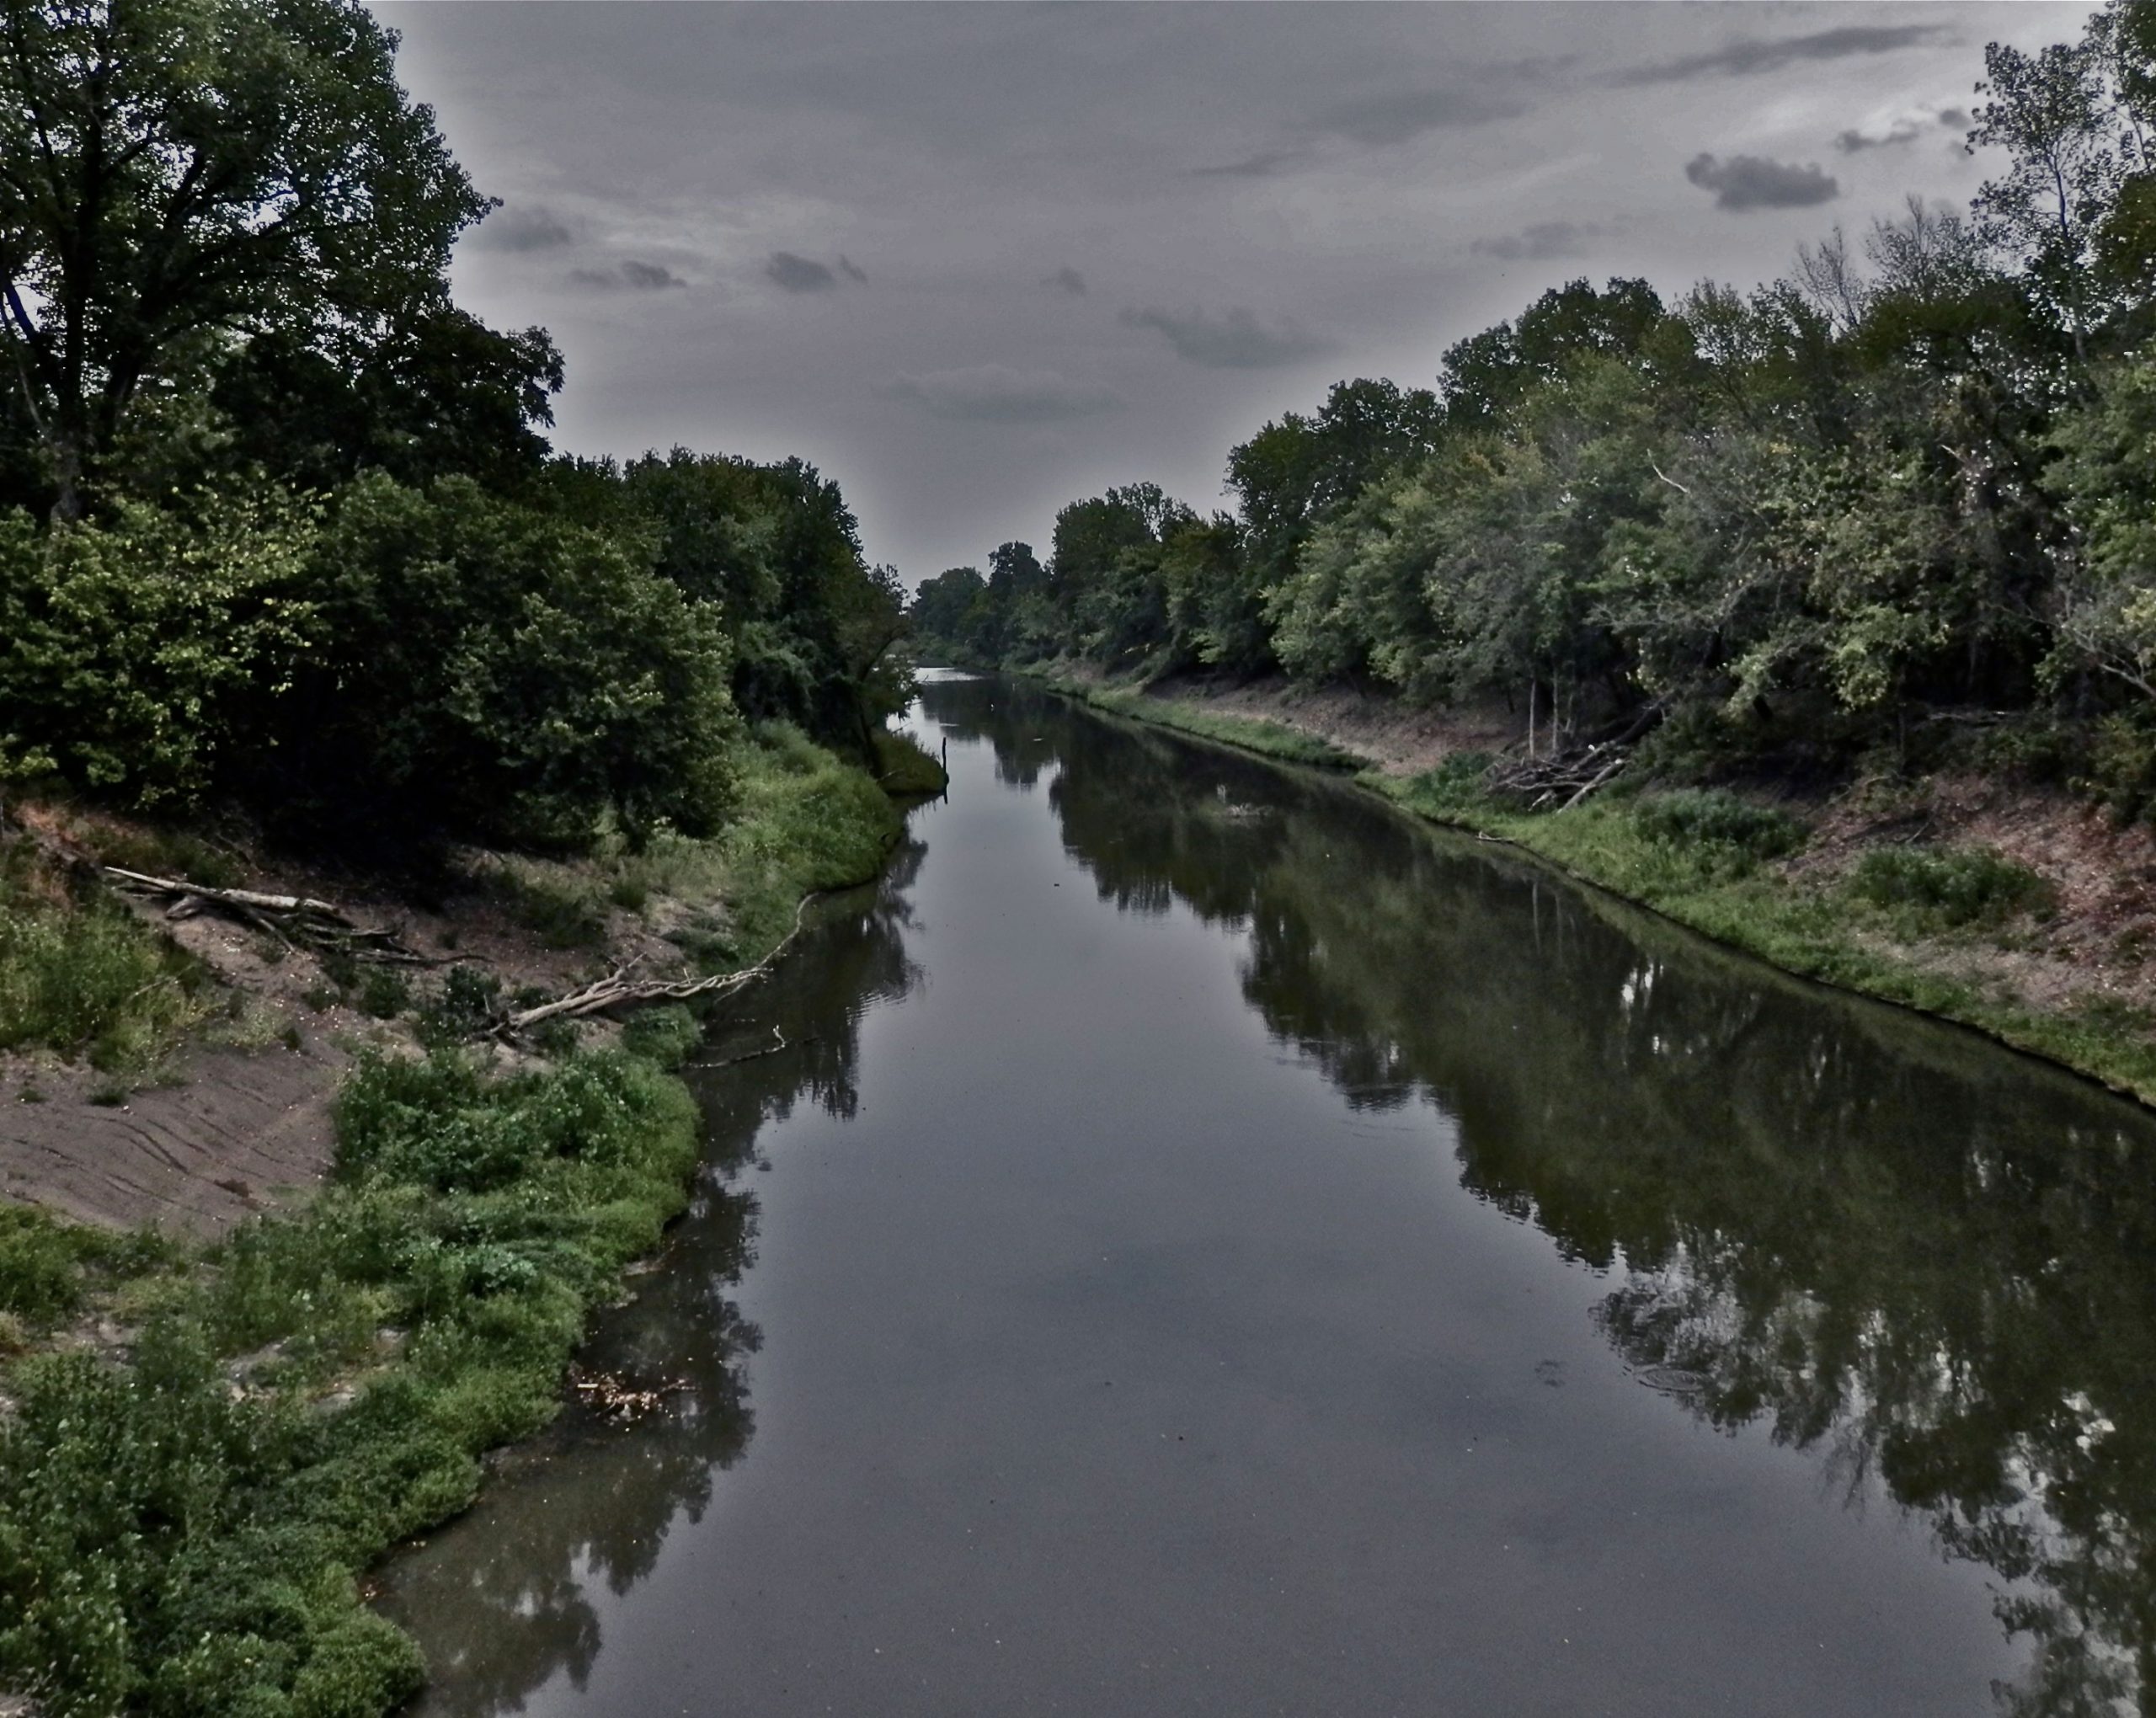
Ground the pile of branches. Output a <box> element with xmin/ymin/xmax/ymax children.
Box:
<box><xmin>103</xmin><ymin>867</ymin><xmax>441</xmax><ymax>965</ymax></box>
<box><xmin>1488</xmin><ymin>743</ymin><xmax>1630</xmax><ymax>813</ymax></box>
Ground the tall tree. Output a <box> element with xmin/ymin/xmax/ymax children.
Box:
<box><xmin>0</xmin><ymin>0</ymin><xmax>487</xmax><ymax>517</ymax></box>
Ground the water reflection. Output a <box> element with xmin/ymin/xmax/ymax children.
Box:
<box><xmin>388</xmin><ymin>681</ymin><xmax>2156</xmax><ymax>1716</ymax></box>
<box><xmin>931</xmin><ymin>677</ymin><xmax>2156</xmax><ymax>1717</ymax></box>
<box><xmin>381</xmin><ymin>848</ymin><xmax>925</xmax><ymax>1712</ymax></box>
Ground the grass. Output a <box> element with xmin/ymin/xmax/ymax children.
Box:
<box><xmin>1016</xmin><ymin>668</ymin><xmax>1360</xmax><ymax>770</ymax></box>
<box><xmin>1071</xmin><ymin>684</ymin><xmax>1362</xmax><ymax>771</ymax></box>
<box><xmin>871</xmin><ymin>728</ymin><xmax>949</xmax><ymax>798</ymax></box>
<box><xmin>1369</xmin><ymin>774</ymin><xmax>2156</xmax><ymax>1104</ymax></box>
<box><xmin>0</xmin><ymin>846</ymin><xmax>206</xmax><ymax>1071</ymax></box>
<box><xmin>0</xmin><ymin>1046</ymin><xmax>703</xmax><ymax>1717</ymax></box>
<box><xmin>606</xmin><ymin>721</ymin><xmax>905</xmax><ymax>971</ymax></box>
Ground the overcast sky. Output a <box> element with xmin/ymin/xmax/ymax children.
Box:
<box><xmin>379</xmin><ymin>2</ymin><xmax>2092</xmax><ymax>585</ymax></box>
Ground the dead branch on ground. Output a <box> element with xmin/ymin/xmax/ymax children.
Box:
<box><xmin>502</xmin><ymin>894</ymin><xmax>823</xmax><ymax>1034</ymax></box>
<box><xmin>101</xmin><ymin>867</ymin><xmax>446</xmax><ymax>965</ymax></box>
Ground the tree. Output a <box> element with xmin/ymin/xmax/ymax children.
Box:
<box><xmin>0</xmin><ymin>0</ymin><xmax>488</xmax><ymax>518</ymax></box>
<box><xmin>1969</xmin><ymin>23</ymin><xmax>2130</xmax><ymax>362</ymax></box>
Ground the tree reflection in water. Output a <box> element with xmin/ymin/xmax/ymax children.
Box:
<box><xmin>379</xmin><ymin>846</ymin><xmax>925</xmax><ymax>1714</ymax></box>
<box><xmin>932</xmin><ymin>677</ymin><xmax>2156</xmax><ymax>1718</ymax></box>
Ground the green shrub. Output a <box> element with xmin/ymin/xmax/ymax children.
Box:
<box><xmin>509</xmin><ymin>874</ymin><xmax>607</xmax><ymax>949</ymax></box>
<box><xmin>0</xmin><ymin>1206</ymin><xmax>106</xmax><ymax>1323</ymax></box>
<box><xmin>0</xmin><ymin>1047</ymin><xmax>701</xmax><ymax>1715</ymax></box>
<box><xmin>1633</xmin><ymin>788</ymin><xmax>1806</xmax><ymax>862</ymax></box>
<box><xmin>872</xmin><ymin>728</ymin><xmax>948</xmax><ymax>797</ymax></box>
<box><xmin>283</xmin><ymin>472</ymin><xmax>743</xmax><ymax>851</ymax></box>
<box><xmin>0</xmin><ymin>485</ymin><xmax>320</xmax><ymax>808</ymax></box>
<box><xmin>1405</xmin><ymin>751</ymin><xmax>1499</xmax><ymax>816</ymax></box>
<box><xmin>1850</xmin><ymin>845</ymin><xmax>2057</xmax><ymax>931</ymax></box>
<box><xmin>415</xmin><ymin>966</ymin><xmax>501</xmax><ymax>1048</ymax></box>
<box><xmin>355</xmin><ymin>967</ymin><xmax>410</xmax><ymax>1021</ymax></box>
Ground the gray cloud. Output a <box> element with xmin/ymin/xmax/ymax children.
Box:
<box><xmin>1188</xmin><ymin>149</ymin><xmax>1305</xmax><ymax>179</ymax></box>
<box><xmin>388</xmin><ymin>1</ymin><xmax>2026</xmax><ymax>587</ymax></box>
<box><xmin>470</xmin><ymin>203</ymin><xmax>575</xmax><ymax>252</ymax></box>
<box><xmin>1617</xmin><ymin>24</ymin><xmax>1948</xmax><ymax>86</ymax></box>
<box><xmin>839</xmin><ymin>253</ymin><xmax>868</xmax><ymax>283</ymax></box>
<box><xmin>880</xmin><ymin>364</ymin><xmax>1122</xmax><ymax>424</ymax></box>
<box><xmin>620</xmin><ymin>259</ymin><xmax>686</xmax><ymax>290</ymax></box>
<box><xmin>1684</xmin><ymin>152</ymin><xmax>1840</xmax><ymax>211</ymax></box>
<box><xmin>571</xmin><ymin>259</ymin><xmax>689</xmax><ymax>291</ymax></box>
<box><xmin>766</xmin><ymin>251</ymin><xmax>839</xmax><ymax>292</ymax></box>
<box><xmin>1311</xmin><ymin>87</ymin><xmax>1526</xmax><ymax>147</ymax></box>
<box><xmin>1471</xmin><ymin>220</ymin><xmax>1604</xmax><ymax>261</ymax></box>
<box><xmin>1118</xmin><ymin>305</ymin><xmax>1332</xmax><ymax>370</ymax></box>
<box><xmin>1836</xmin><ymin>120</ymin><xmax>1922</xmax><ymax>152</ymax></box>
<box><xmin>1837</xmin><ymin>108</ymin><xmax>1972</xmax><ymax>153</ymax></box>
<box><xmin>1043</xmin><ymin>265</ymin><xmax>1087</xmax><ymax>296</ymax></box>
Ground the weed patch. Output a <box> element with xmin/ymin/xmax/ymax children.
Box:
<box><xmin>0</xmin><ymin>856</ymin><xmax>204</xmax><ymax>1069</ymax></box>
<box><xmin>0</xmin><ymin>1048</ymin><xmax>701</xmax><ymax>1715</ymax></box>
<box><xmin>1849</xmin><ymin>846</ymin><xmax>2056</xmax><ymax>931</ymax></box>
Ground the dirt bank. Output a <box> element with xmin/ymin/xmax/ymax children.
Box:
<box><xmin>1052</xmin><ymin>669</ymin><xmax>2156</xmax><ymax>1105</ymax></box>
<box><xmin>0</xmin><ymin>801</ymin><xmax>778</xmax><ymax>1236</ymax></box>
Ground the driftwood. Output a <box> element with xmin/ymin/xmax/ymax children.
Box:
<box><xmin>1489</xmin><ymin>743</ymin><xmax>1632</xmax><ymax>813</ymax></box>
<box><xmin>102</xmin><ymin>867</ymin><xmax>445</xmax><ymax>965</ymax></box>
<box><xmin>503</xmin><ymin>894</ymin><xmax>822</xmax><ymax>1033</ymax></box>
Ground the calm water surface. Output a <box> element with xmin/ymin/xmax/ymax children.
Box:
<box><xmin>384</xmin><ymin>675</ymin><xmax>2156</xmax><ymax>1716</ymax></box>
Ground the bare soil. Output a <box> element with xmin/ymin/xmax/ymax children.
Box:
<box><xmin>0</xmin><ymin>802</ymin><xmax>695</xmax><ymax>1237</ymax></box>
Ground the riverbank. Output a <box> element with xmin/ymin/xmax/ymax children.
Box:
<box><xmin>0</xmin><ymin>723</ymin><xmax>942</xmax><ymax>1715</ymax></box>
<box><xmin>1025</xmin><ymin>667</ymin><xmax>2156</xmax><ymax>1107</ymax></box>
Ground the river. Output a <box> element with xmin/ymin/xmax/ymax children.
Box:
<box><xmin>382</xmin><ymin>672</ymin><xmax>2156</xmax><ymax>1716</ymax></box>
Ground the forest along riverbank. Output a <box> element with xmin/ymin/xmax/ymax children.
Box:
<box><xmin>1027</xmin><ymin>665</ymin><xmax>2156</xmax><ymax>1109</ymax></box>
<box><xmin>0</xmin><ymin>723</ymin><xmax>941</xmax><ymax>1718</ymax></box>
<box><xmin>382</xmin><ymin>675</ymin><xmax>2156</xmax><ymax>1718</ymax></box>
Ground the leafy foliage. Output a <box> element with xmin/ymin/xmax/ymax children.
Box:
<box><xmin>919</xmin><ymin>3</ymin><xmax>2156</xmax><ymax>816</ymax></box>
<box><xmin>0</xmin><ymin>485</ymin><xmax>319</xmax><ymax>804</ymax></box>
<box><xmin>0</xmin><ymin>1048</ymin><xmax>700</xmax><ymax>1716</ymax></box>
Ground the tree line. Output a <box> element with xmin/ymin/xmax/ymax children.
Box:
<box><xmin>916</xmin><ymin>2</ymin><xmax>2156</xmax><ymax>807</ymax></box>
<box><xmin>0</xmin><ymin>0</ymin><xmax>909</xmax><ymax>857</ymax></box>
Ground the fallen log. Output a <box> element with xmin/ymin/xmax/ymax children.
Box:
<box><xmin>502</xmin><ymin>893</ymin><xmax>823</xmax><ymax>1033</ymax></box>
<box><xmin>102</xmin><ymin>867</ymin><xmax>446</xmax><ymax>965</ymax></box>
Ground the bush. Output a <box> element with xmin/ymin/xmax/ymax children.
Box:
<box><xmin>621</xmin><ymin>1004</ymin><xmax>700</xmax><ymax>1070</ymax></box>
<box><xmin>0</xmin><ymin>1206</ymin><xmax>120</xmax><ymax>1324</ymax></box>
<box><xmin>1850</xmin><ymin>845</ymin><xmax>2057</xmax><ymax>931</ymax></box>
<box><xmin>275</xmin><ymin>472</ymin><xmax>744</xmax><ymax>851</ymax></box>
<box><xmin>355</xmin><ymin>968</ymin><xmax>410</xmax><ymax>1021</ymax></box>
<box><xmin>415</xmin><ymin>966</ymin><xmax>501</xmax><ymax>1049</ymax></box>
<box><xmin>1406</xmin><ymin>750</ymin><xmax>1499</xmax><ymax>816</ymax></box>
<box><xmin>0</xmin><ymin>484</ymin><xmax>319</xmax><ymax>807</ymax></box>
<box><xmin>1633</xmin><ymin>789</ymin><xmax>1806</xmax><ymax>863</ymax></box>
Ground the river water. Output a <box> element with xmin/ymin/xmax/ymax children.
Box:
<box><xmin>383</xmin><ymin>674</ymin><xmax>2156</xmax><ymax>1716</ymax></box>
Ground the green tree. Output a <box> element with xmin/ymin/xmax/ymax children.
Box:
<box><xmin>0</xmin><ymin>0</ymin><xmax>488</xmax><ymax>518</ymax></box>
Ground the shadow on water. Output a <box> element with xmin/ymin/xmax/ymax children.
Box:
<box><xmin>378</xmin><ymin>845</ymin><xmax>925</xmax><ymax>1713</ymax></box>
<box><xmin>387</xmin><ymin>675</ymin><xmax>2156</xmax><ymax>1716</ymax></box>
<box><xmin>941</xmin><ymin>678</ymin><xmax>2156</xmax><ymax>1716</ymax></box>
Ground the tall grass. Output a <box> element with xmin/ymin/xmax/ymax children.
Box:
<box><xmin>0</xmin><ymin>851</ymin><xmax>204</xmax><ymax>1069</ymax></box>
<box><xmin>611</xmin><ymin>721</ymin><xmax>903</xmax><ymax>968</ymax></box>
